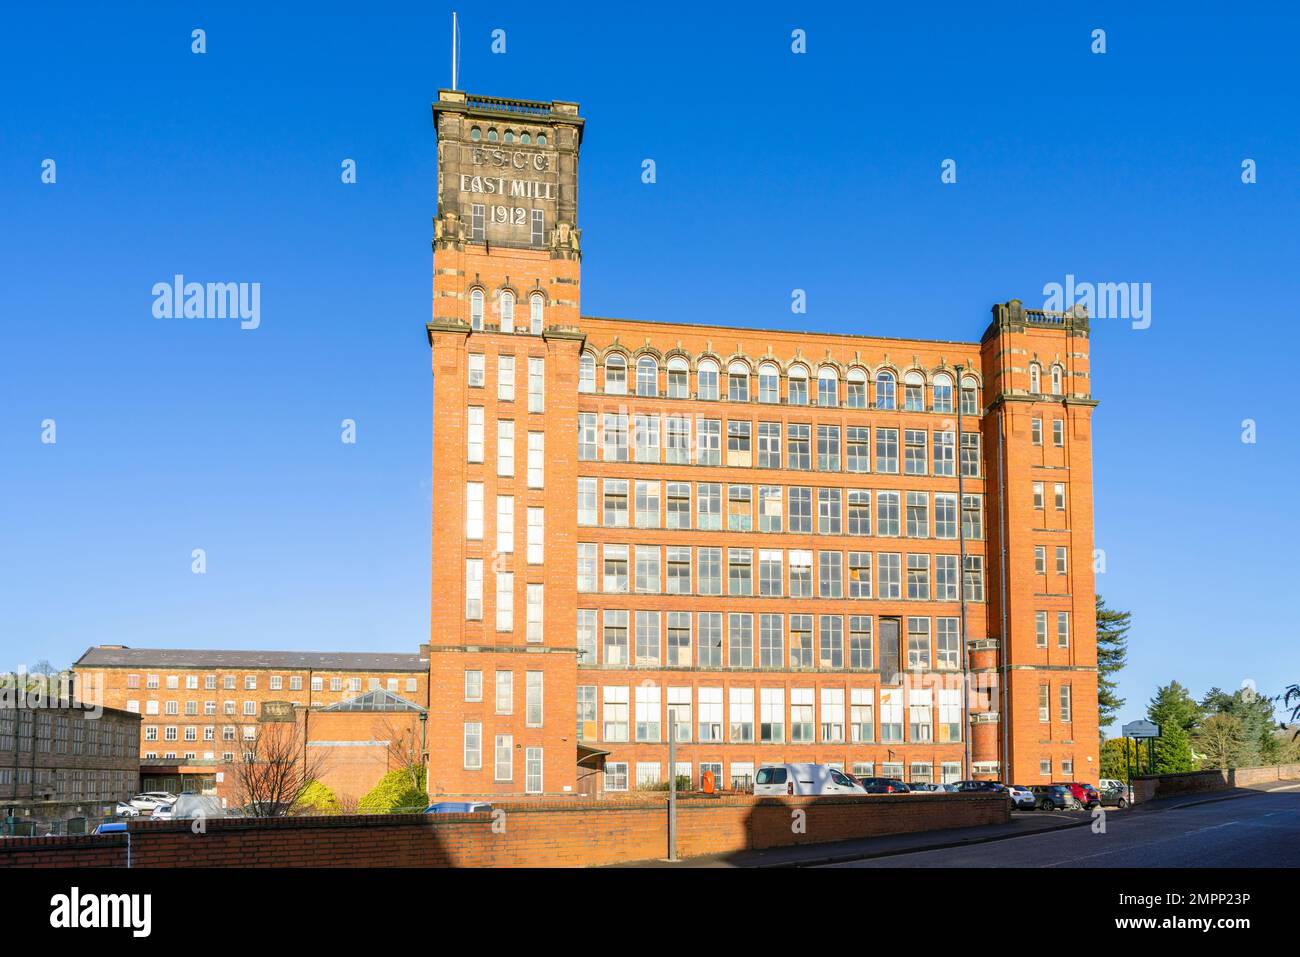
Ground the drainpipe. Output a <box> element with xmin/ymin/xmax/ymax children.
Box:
<box><xmin>955</xmin><ymin>366</ymin><xmax>970</xmax><ymax>781</ymax></box>
<box><xmin>997</xmin><ymin>404</ymin><xmax>1011</xmax><ymax>784</ymax></box>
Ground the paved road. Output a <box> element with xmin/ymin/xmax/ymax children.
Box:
<box><xmin>823</xmin><ymin>787</ymin><xmax>1300</xmax><ymax>868</ymax></box>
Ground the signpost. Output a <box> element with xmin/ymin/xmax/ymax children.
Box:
<box><xmin>1121</xmin><ymin>720</ymin><xmax>1160</xmax><ymax>783</ymax></box>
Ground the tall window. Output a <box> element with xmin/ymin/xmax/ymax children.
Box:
<box><xmin>903</xmin><ymin>372</ymin><xmax>925</xmax><ymax>411</ymax></box>
<box><xmin>636</xmin><ymin>356</ymin><xmax>658</xmax><ymax>397</ymax></box>
<box><xmin>470</xmin><ymin>288</ymin><xmax>484</xmax><ymax>330</ymax></box>
<box><xmin>697</xmin><ymin>359</ymin><xmax>719</xmax><ymax>400</ymax></box>
<box><xmin>497</xmin><ymin>420</ymin><xmax>515</xmax><ymax>476</ymax></box>
<box><xmin>497</xmin><ymin>355</ymin><xmax>515</xmax><ymax>401</ymax></box>
<box><xmin>1029</xmin><ymin>362</ymin><xmax>1042</xmax><ymax>394</ymax></box>
<box><xmin>787</xmin><ymin>365</ymin><xmax>808</xmax><ymax>405</ymax></box>
<box><xmin>578</xmin><ymin>352</ymin><xmax>596</xmax><ymax>393</ymax></box>
<box><xmin>499</xmin><ymin>290</ymin><xmax>515</xmax><ymax>333</ymax></box>
<box><xmin>527</xmin><ymin>357</ymin><xmax>544</xmax><ymax>412</ymax></box>
<box><xmin>727</xmin><ymin>361</ymin><xmax>750</xmax><ymax>402</ymax></box>
<box><xmin>1051</xmin><ymin>365</ymin><xmax>1063</xmax><ymax>395</ymax></box>
<box><xmin>817</xmin><ymin>368</ymin><xmax>838</xmax><ymax>407</ymax></box>
<box><xmin>667</xmin><ymin>357</ymin><xmax>689</xmax><ymax>398</ymax></box>
<box><xmin>529</xmin><ymin>293</ymin><xmax>544</xmax><ymax>334</ymax></box>
<box><xmin>846</xmin><ymin>369</ymin><xmax>867</xmax><ymax>408</ymax></box>
<box><xmin>932</xmin><ymin>373</ymin><xmax>953</xmax><ymax>413</ymax></box>
<box><xmin>875</xmin><ymin>371</ymin><xmax>896</xmax><ymax>410</ymax></box>
<box><xmin>604</xmin><ymin>354</ymin><xmax>627</xmax><ymax>394</ymax></box>
<box><xmin>758</xmin><ymin>363</ymin><xmax>779</xmax><ymax>403</ymax></box>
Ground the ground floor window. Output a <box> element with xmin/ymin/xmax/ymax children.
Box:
<box><xmin>940</xmin><ymin>762</ymin><xmax>961</xmax><ymax>784</ymax></box>
<box><xmin>909</xmin><ymin>762</ymin><xmax>933</xmax><ymax>785</ymax></box>
<box><xmin>729</xmin><ymin>762</ymin><xmax>754</xmax><ymax>792</ymax></box>
<box><xmin>880</xmin><ymin>762</ymin><xmax>903</xmax><ymax>779</ymax></box>
<box><xmin>606</xmin><ymin>762</ymin><xmax>628</xmax><ymax>791</ymax></box>
<box><xmin>525</xmin><ymin>748</ymin><xmax>543</xmax><ymax>793</ymax></box>
<box><xmin>852</xmin><ymin>762</ymin><xmax>874</xmax><ymax>777</ymax></box>
<box><xmin>636</xmin><ymin>762</ymin><xmax>661</xmax><ymax>788</ymax></box>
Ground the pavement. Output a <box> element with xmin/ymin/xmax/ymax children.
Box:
<box><xmin>619</xmin><ymin>781</ymin><xmax>1300</xmax><ymax>868</ymax></box>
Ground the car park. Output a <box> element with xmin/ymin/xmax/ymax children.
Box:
<box><xmin>1004</xmin><ymin>785</ymin><xmax>1036</xmax><ymax>810</ymax></box>
<box><xmin>1030</xmin><ymin>784</ymin><xmax>1081</xmax><ymax>810</ymax></box>
<box><xmin>754</xmin><ymin>763</ymin><xmax>867</xmax><ymax>796</ymax></box>
<box><xmin>856</xmin><ymin>777</ymin><xmax>910</xmax><ymax>794</ymax></box>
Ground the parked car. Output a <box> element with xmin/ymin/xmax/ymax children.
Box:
<box><xmin>92</xmin><ymin>822</ymin><xmax>129</xmax><ymax>835</ymax></box>
<box><xmin>1098</xmin><ymin>783</ymin><xmax>1131</xmax><ymax>808</ymax></box>
<box><xmin>754</xmin><ymin>763</ymin><xmax>866</xmax><ymax>796</ymax></box>
<box><xmin>1004</xmin><ymin>785</ymin><xmax>1037</xmax><ymax>810</ymax></box>
<box><xmin>1054</xmin><ymin>782</ymin><xmax>1101</xmax><ymax>809</ymax></box>
<box><xmin>857</xmin><ymin>777</ymin><xmax>910</xmax><ymax>794</ymax></box>
<box><xmin>169</xmin><ymin>793</ymin><xmax>225</xmax><ymax>820</ymax></box>
<box><xmin>934</xmin><ymin>783</ymin><xmax>960</xmax><ymax>793</ymax></box>
<box><xmin>150</xmin><ymin>803</ymin><xmax>175</xmax><ymax>820</ymax></box>
<box><xmin>954</xmin><ymin>780</ymin><xmax>1006</xmax><ymax>793</ymax></box>
<box><xmin>113</xmin><ymin>801</ymin><xmax>140</xmax><ymax>817</ymax></box>
<box><xmin>1030</xmin><ymin>784</ymin><xmax>1081</xmax><ymax>810</ymax></box>
<box><xmin>424</xmin><ymin>802</ymin><xmax>494</xmax><ymax>814</ymax></box>
<box><xmin>1099</xmin><ymin>778</ymin><xmax>1133</xmax><ymax>803</ymax></box>
<box><xmin>907</xmin><ymin>782</ymin><xmax>937</xmax><ymax>792</ymax></box>
<box><xmin>127</xmin><ymin>791</ymin><xmax>176</xmax><ymax>811</ymax></box>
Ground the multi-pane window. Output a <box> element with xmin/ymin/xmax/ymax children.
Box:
<box><xmin>849</xmin><ymin>616</ymin><xmax>873</xmax><ymax>668</ymax></box>
<box><xmin>697</xmin><ymin>418</ymin><xmax>721</xmax><ymax>465</ymax></box>
<box><xmin>847</xmin><ymin>490</ymin><xmax>871</xmax><ymax>535</ymax></box>
<box><xmin>1057</xmin><ymin>612</ymin><xmax>1070</xmax><ymax>648</ymax></box>
<box><xmin>497</xmin><ymin>420</ymin><xmax>515</xmax><ymax>476</ymax></box>
<box><xmin>821</xmin><ymin>687</ymin><xmax>845</xmax><ymax>742</ymax></box>
<box><xmin>635</xmin><ymin>546</ymin><xmax>660</xmax><ymax>593</ymax></box>
<box><xmin>577</xmin><ymin>543</ymin><xmax>598</xmax><ymax>593</ymax></box>
<box><xmin>1056</xmin><ymin>546</ymin><xmax>1068</xmax><ymax>575</ymax></box>
<box><xmin>467</xmin><ymin>407</ymin><xmax>484</xmax><ymax>463</ymax></box>
<box><xmin>904</xmin><ymin>430</ymin><xmax>927</xmax><ymax>475</ymax></box>
<box><xmin>848</xmin><ymin>551</ymin><xmax>872</xmax><ymax>598</ymax></box>
<box><xmin>758</xmin><ymin>485</ymin><xmax>783</xmax><ymax>532</ymax></box>
<box><xmin>1036</xmin><ymin>611</ymin><xmax>1049</xmax><ymax>648</ymax></box>
<box><xmin>604</xmin><ymin>611</ymin><xmax>629</xmax><ymax>667</ymax></box>
<box><xmin>782</xmin><ymin>687</ymin><xmax>810</xmax><ymax>742</ymax></box>
<box><xmin>496</xmin><ymin>495</ymin><xmax>514</xmax><ymax>553</ymax></box>
<box><xmin>697</xmin><ymin>361</ymin><xmax>719</xmax><ymax>400</ymax></box>
<box><xmin>465</xmin><ymin>559</ymin><xmax>484</xmax><ymax>619</ymax></box>
<box><xmin>961</xmin><ymin>434</ymin><xmax>980</xmax><ymax>477</ymax></box>
<box><xmin>728</xmin><ymin>613</ymin><xmax>753</xmax><ymax>667</ymax></box>
<box><xmin>845</xmin><ymin>427</ymin><xmax>870</xmax><ymax>472</ymax></box>
<box><xmin>666</xmin><ymin>547</ymin><xmax>691</xmax><ymax>594</ymax></box>
<box><xmin>788</xmin><ymin>487</ymin><xmax>812</xmax><ymax>533</ymax></box>
<box><xmin>933</xmin><ymin>431</ymin><xmax>955</xmax><ymax>477</ymax></box>
<box><xmin>635</xmin><ymin>480</ymin><xmax>661</xmax><ymax>528</ymax></box>
<box><xmin>728</xmin><ymin>485</ymin><xmax>752</xmax><ymax>531</ymax></box>
<box><xmin>933</xmin><ymin>375</ymin><xmax>953</xmax><ymax>413</ymax></box>
<box><xmin>787</xmin><ymin>369</ymin><xmax>808</xmax><ymax>405</ymax></box>
<box><xmin>789</xmin><ymin>550</ymin><xmax>813</xmax><ymax>598</ymax></box>
<box><xmin>1053</xmin><ymin>419</ymin><xmax>1065</xmax><ymax>447</ymax></box>
<box><xmin>636</xmin><ymin>357</ymin><xmax>658</xmax><ymax>397</ymax></box>
<box><xmin>698</xmin><ymin>612</ymin><xmax>723</xmax><ymax>668</ymax></box>
<box><xmin>698</xmin><ymin>686</ymin><xmax>723</xmax><ymax>741</ymax></box>
<box><xmin>904</xmin><ymin>374</ymin><xmax>924</xmax><ymax>412</ymax></box>
<box><xmin>464</xmin><ymin>723</ymin><xmax>482</xmax><ymax>769</ymax></box>
<box><xmin>817</xmin><ymin>370</ymin><xmax>838</xmax><ymax>407</ymax></box>
<box><xmin>697</xmin><ymin>547</ymin><xmax>723</xmax><ymax>596</ymax></box>
<box><xmin>819</xmin><ymin>615</ymin><xmax>843</xmax><ymax>668</ymax></box>
<box><xmin>635</xmin><ymin>611</ymin><xmax>661</xmax><ymax>665</ymax></box>
<box><xmin>878</xmin><ymin>552</ymin><xmax>901</xmax><ymax>599</ymax></box>
<box><xmin>938</xmin><ymin>688</ymin><xmax>961</xmax><ymax>742</ymax></box>
<box><xmin>578</xmin><ymin>353</ymin><xmax>596</xmax><ymax>393</ymax></box>
<box><xmin>728</xmin><ymin>548</ymin><xmax>754</xmax><ymax>596</ymax></box>
<box><xmin>604</xmin><ymin>355</ymin><xmax>627</xmax><ymax>394</ymax></box>
<box><xmin>1035</xmin><ymin>545</ymin><xmax>1047</xmax><ymax>575</ymax></box>
<box><xmin>500</xmin><ymin>291</ymin><xmax>516</xmax><ymax>333</ymax></box>
<box><xmin>935</xmin><ymin>554</ymin><xmax>959</xmax><ymax>600</ymax></box>
<box><xmin>759</xmin><ymin>613</ymin><xmax>783</xmax><ymax>667</ymax></box>
<box><xmin>875</xmin><ymin>428</ymin><xmax>898</xmax><ymax>473</ymax></box>
<box><xmin>760</xmin><ymin>687</ymin><xmax>784</xmax><ymax>743</ymax></box>
<box><xmin>875</xmin><ymin>372</ymin><xmax>896</xmax><ymax>410</ymax></box>
<box><xmin>757</xmin><ymin>421</ymin><xmax>781</xmax><ymax>468</ymax></box>
<box><xmin>525</xmin><ymin>747</ymin><xmax>543</xmax><ymax>793</ymax></box>
<box><xmin>667</xmin><ymin>359</ymin><xmax>689</xmax><ymax>398</ymax></box>
<box><xmin>1054</xmin><ymin>483</ymin><xmax>1067</xmax><ymax>510</ymax></box>
<box><xmin>1033</xmin><ymin>482</ymin><xmax>1045</xmax><ymax>509</ymax></box>
<box><xmin>906</xmin><ymin>554</ymin><xmax>930</xmax><ymax>599</ymax></box>
<box><xmin>960</xmin><ymin>378</ymin><xmax>979</xmax><ymax>414</ymax></box>
<box><xmin>788</xmin><ymin>615</ymin><xmax>813</xmax><ymax>668</ymax></box>
<box><xmin>907</xmin><ymin>618</ymin><xmax>931</xmax><ymax>670</ymax></box>
<box><xmin>466</xmin><ymin>482</ymin><xmax>484</xmax><ymax>539</ymax></box>
<box><xmin>577</xmin><ymin>685</ymin><xmax>597</xmax><ymax>738</ymax></box>
<box><xmin>604</xmin><ymin>686</ymin><xmax>630</xmax><ymax>741</ymax></box>
<box><xmin>495</xmin><ymin>734</ymin><xmax>513</xmax><ymax>781</ymax></box>
<box><xmin>850</xmin><ymin>688</ymin><xmax>874</xmax><ymax>742</ymax></box>
<box><xmin>666</xmin><ymin>416</ymin><xmax>691</xmax><ymax>464</ymax></box>
<box><xmin>728</xmin><ymin>363</ymin><xmax>750</xmax><ymax>402</ymax></box>
<box><xmin>697</xmin><ymin>483</ymin><xmax>722</xmax><ymax>531</ymax></box>
<box><xmin>495</xmin><ymin>572</ymin><xmax>514</xmax><ymax>631</ymax></box>
<box><xmin>787</xmin><ymin>423</ymin><xmax>811</xmax><ymax>470</ymax></box>
<box><xmin>498</xmin><ymin>355</ymin><xmax>515</xmax><ymax>401</ymax></box>
<box><xmin>759</xmin><ymin>550</ymin><xmax>783</xmax><ymax>596</ymax></box>
<box><xmin>906</xmin><ymin>492</ymin><xmax>929</xmax><ymax>538</ymax></box>
<box><xmin>470</xmin><ymin>284</ymin><xmax>485</xmax><ymax>325</ymax></box>
<box><xmin>578</xmin><ymin>412</ymin><xmax>598</xmax><ymax>461</ymax></box>
<box><xmin>468</xmin><ymin>353</ymin><xmax>485</xmax><ymax>388</ymax></box>
<box><xmin>846</xmin><ymin>372</ymin><xmax>867</xmax><ymax>408</ymax></box>
<box><xmin>963</xmin><ymin>555</ymin><xmax>985</xmax><ymax>601</ymax></box>
<box><xmin>1031</xmin><ymin>417</ymin><xmax>1043</xmax><ymax>446</ymax></box>
<box><xmin>635</xmin><ymin>685</ymin><xmax>661</xmax><ymax>741</ymax></box>
<box><xmin>758</xmin><ymin>365</ymin><xmax>779</xmax><ymax>404</ymax></box>
<box><xmin>818</xmin><ymin>551</ymin><xmax>843</xmax><ymax>598</ymax></box>
<box><xmin>528</xmin><ymin>357</ymin><xmax>545</xmax><ymax>412</ymax></box>
<box><xmin>1059</xmin><ymin>685</ymin><xmax>1073</xmax><ymax>722</ymax></box>
<box><xmin>577</xmin><ymin>478</ymin><xmax>597</xmax><ymax>526</ymax></box>
<box><xmin>962</xmin><ymin>494</ymin><xmax>982</xmax><ymax>539</ymax></box>
<box><xmin>880</xmin><ymin>689</ymin><xmax>904</xmax><ymax>741</ymax></box>
<box><xmin>527</xmin><ymin>507</ymin><xmax>544</xmax><ymax>563</ymax></box>
<box><xmin>603</xmin><ymin>413</ymin><xmax>628</xmax><ymax>462</ymax></box>
<box><xmin>603</xmin><ymin>479</ymin><xmax>629</xmax><ymax>527</ymax></box>
<box><xmin>728</xmin><ymin>687</ymin><xmax>754</xmax><ymax>742</ymax></box>
<box><xmin>877</xmin><ymin>491</ymin><xmax>900</xmax><ymax>536</ymax></box>
<box><xmin>667</xmin><ymin>613</ymin><xmax>692</xmax><ymax>666</ymax></box>
<box><xmin>817</xmin><ymin>488</ymin><xmax>841</xmax><ymax>534</ymax></box>
<box><xmin>936</xmin><ymin>618</ymin><xmax>959</xmax><ymax>669</ymax></box>
<box><xmin>576</xmin><ymin>609</ymin><xmax>597</xmax><ymax>663</ymax></box>
<box><xmin>634</xmin><ymin>414</ymin><xmax>661</xmax><ymax>463</ymax></box>
<box><xmin>666</xmin><ymin>482</ymin><xmax>691</xmax><ymax>529</ymax></box>
<box><xmin>816</xmin><ymin>425</ymin><xmax>840</xmax><ymax>471</ymax></box>
<box><xmin>603</xmin><ymin>544</ymin><xmax>629</xmax><ymax>593</ymax></box>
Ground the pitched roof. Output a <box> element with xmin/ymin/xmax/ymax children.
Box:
<box><xmin>73</xmin><ymin>646</ymin><xmax>426</xmax><ymax>673</ymax></box>
<box><xmin>318</xmin><ymin>689</ymin><xmax>426</xmax><ymax>713</ymax></box>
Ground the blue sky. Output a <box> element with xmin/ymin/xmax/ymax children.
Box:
<box><xmin>2</xmin><ymin>2</ymin><xmax>1297</xmax><ymax>729</ymax></box>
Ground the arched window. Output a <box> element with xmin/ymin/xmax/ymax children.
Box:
<box><xmin>499</xmin><ymin>290</ymin><xmax>515</xmax><ymax>333</ymax></box>
<box><xmin>932</xmin><ymin>373</ymin><xmax>954</xmax><ymax>414</ymax></box>
<box><xmin>604</xmin><ymin>354</ymin><xmax>627</xmax><ymax>395</ymax></box>
<box><xmin>787</xmin><ymin>364</ymin><xmax>809</xmax><ymax>405</ymax></box>
<box><xmin>487</xmin><ymin>128</ymin><xmax>499</xmax><ymax>142</ymax></box>
<box><xmin>536</xmin><ymin>133</ymin><xmax>547</xmax><ymax>146</ymax></box>
<box><xmin>529</xmin><ymin>293</ymin><xmax>544</xmax><ymax>334</ymax></box>
<box><xmin>727</xmin><ymin>360</ymin><xmax>750</xmax><ymax>402</ymax></box>
<box><xmin>1050</xmin><ymin>365</ymin><xmax>1063</xmax><ymax>395</ymax></box>
<box><xmin>470</xmin><ymin>127</ymin><xmax>482</xmax><ymax>142</ymax></box>
<box><xmin>697</xmin><ymin>359</ymin><xmax>719</xmax><ymax>400</ymax></box>
<box><xmin>521</xmin><ymin>132</ymin><xmax>531</xmax><ymax>144</ymax></box>
<box><xmin>758</xmin><ymin>363</ymin><xmax>780</xmax><ymax>403</ymax></box>
<box><xmin>903</xmin><ymin>371</ymin><xmax>925</xmax><ymax>411</ymax></box>
<box><xmin>469</xmin><ymin>289</ymin><xmax>484</xmax><ymax>330</ymax></box>
<box><xmin>817</xmin><ymin>367</ymin><xmax>839</xmax><ymax>407</ymax></box>
<box><xmin>578</xmin><ymin>352</ymin><xmax>596</xmax><ymax>394</ymax></box>
<box><xmin>667</xmin><ymin>356</ymin><xmax>689</xmax><ymax>399</ymax></box>
<box><xmin>1028</xmin><ymin>363</ymin><xmax>1042</xmax><ymax>394</ymax></box>
<box><xmin>504</xmin><ymin>130</ymin><xmax>515</xmax><ymax>143</ymax></box>
<box><xmin>636</xmin><ymin>356</ymin><xmax>659</xmax><ymax>397</ymax></box>
<box><xmin>875</xmin><ymin>371</ymin><xmax>896</xmax><ymax>410</ymax></box>
<box><xmin>960</xmin><ymin>375</ymin><xmax>979</xmax><ymax>414</ymax></box>
<box><xmin>846</xmin><ymin>368</ymin><xmax>868</xmax><ymax>408</ymax></box>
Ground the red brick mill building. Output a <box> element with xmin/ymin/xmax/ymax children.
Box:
<box><xmin>424</xmin><ymin>89</ymin><xmax>1100</xmax><ymax>799</ymax></box>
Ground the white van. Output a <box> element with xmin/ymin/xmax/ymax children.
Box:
<box><xmin>753</xmin><ymin>763</ymin><xmax>866</xmax><ymax>796</ymax></box>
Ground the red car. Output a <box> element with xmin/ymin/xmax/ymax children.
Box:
<box><xmin>1054</xmin><ymin>782</ymin><xmax>1100</xmax><ymax>808</ymax></box>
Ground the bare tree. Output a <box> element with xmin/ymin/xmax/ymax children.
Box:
<box><xmin>224</xmin><ymin>719</ymin><xmax>328</xmax><ymax>817</ymax></box>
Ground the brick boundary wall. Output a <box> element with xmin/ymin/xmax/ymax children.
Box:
<box><xmin>1131</xmin><ymin>763</ymin><xmax>1300</xmax><ymax>804</ymax></box>
<box><xmin>0</xmin><ymin>793</ymin><xmax>1008</xmax><ymax>868</ymax></box>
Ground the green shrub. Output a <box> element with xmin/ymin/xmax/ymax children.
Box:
<box><xmin>297</xmin><ymin>780</ymin><xmax>341</xmax><ymax>815</ymax></box>
<box><xmin>358</xmin><ymin>766</ymin><xmax>428</xmax><ymax>814</ymax></box>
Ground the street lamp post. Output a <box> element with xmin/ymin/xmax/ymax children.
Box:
<box><xmin>667</xmin><ymin>706</ymin><xmax>677</xmax><ymax>862</ymax></box>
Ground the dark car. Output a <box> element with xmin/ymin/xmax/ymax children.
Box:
<box><xmin>954</xmin><ymin>780</ymin><xmax>1006</xmax><ymax>793</ymax></box>
<box><xmin>857</xmin><ymin>777</ymin><xmax>910</xmax><ymax>794</ymax></box>
<box><xmin>1054</xmin><ymin>782</ymin><xmax>1101</xmax><ymax>809</ymax></box>
<box><xmin>1029</xmin><ymin>784</ymin><xmax>1081</xmax><ymax>810</ymax></box>
<box><xmin>1098</xmin><ymin>783</ymin><xmax>1131</xmax><ymax>809</ymax></box>
<box><xmin>907</xmin><ymin>783</ymin><xmax>937</xmax><ymax>792</ymax></box>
